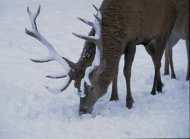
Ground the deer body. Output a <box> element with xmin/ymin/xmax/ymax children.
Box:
<box><xmin>164</xmin><ymin>0</ymin><xmax>189</xmax><ymax>80</ymax></box>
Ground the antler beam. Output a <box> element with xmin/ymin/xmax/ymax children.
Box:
<box><xmin>25</xmin><ymin>5</ymin><xmax>73</xmax><ymax>93</ymax></box>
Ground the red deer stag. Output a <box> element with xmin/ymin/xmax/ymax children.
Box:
<box><xmin>164</xmin><ymin>0</ymin><xmax>189</xmax><ymax>80</ymax></box>
<box><xmin>73</xmin><ymin>0</ymin><xmax>177</xmax><ymax>114</ymax></box>
<box><xmin>26</xmin><ymin>0</ymin><xmax>178</xmax><ymax>114</ymax></box>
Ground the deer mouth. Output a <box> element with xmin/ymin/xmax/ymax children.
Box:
<box><xmin>79</xmin><ymin>107</ymin><xmax>92</xmax><ymax>115</ymax></box>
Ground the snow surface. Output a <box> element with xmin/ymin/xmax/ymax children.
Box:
<box><xmin>0</xmin><ymin>0</ymin><xmax>189</xmax><ymax>138</ymax></box>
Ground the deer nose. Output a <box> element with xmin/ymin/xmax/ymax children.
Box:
<box><xmin>79</xmin><ymin>108</ymin><xmax>88</xmax><ymax>115</ymax></box>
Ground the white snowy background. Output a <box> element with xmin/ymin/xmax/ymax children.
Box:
<box><xmin>0</xmin><ymin>0</ymin><xmax>189</xmax><ymax>138</ymax></box>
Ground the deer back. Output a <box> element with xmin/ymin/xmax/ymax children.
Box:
<box><xmin>97</xmin><ymin>0</ymin><xmax>177</xmax><ymax>69</ymax></box>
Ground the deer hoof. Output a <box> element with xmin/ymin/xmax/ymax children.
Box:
<box><xmin>157</xmin><ymin>83</ymin><xmax>164</xmax><ymax>93</ymax></box>
<box><xmin>186</xmin><ymin>76</ymin><xmax>190</xmax><ymax>81</ymax></box>
<box><xmin>126</xmin><ymin>97</ymin><xmax>134</xmax><ymax>109</ymax></box>
<box><xmin>171</xmin><ymin>74</ymin><xmax>176</xmax><ymax>79</ymax></box>
<box><xmin>110</xmin><ymin>96</ymin><xmax>119</xmax><ymax>101</ymax></box>
<box><xmin>164</xmin><ymin>70</ymin><xmax>169</xmax><ymax>76</ymax></box>
<box><xmin>151</xmin><ymin>91</ymin><xmax>156</xmax><ymax>95</ymax></box>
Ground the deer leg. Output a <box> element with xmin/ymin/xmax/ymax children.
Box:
<box><xmin>150</xmin><ymin>54</ymin><xmax>163</xmax><ymax>95</ymax></box>
<box><xmin>154</xmin><ymin>36</ymin><xmax>170</xmax><ymax>94</ymax></box>
<box><xmin>167</xmin><ymin>45</ymin><xmax>176</xmax><ymax>79</ymax></box>
<box><xmin>164</xmin><ymin>35</ymin><xmax>179</xmax><ymax>79</ymax></box>
<box><xmin>145</xmin><ymin>41</ymin><xmax>157</xmax><ymax>95</ymax></box>
<box><xmin>167</xmin><ymin>37</ymin><xmax>180</xmax><ymax>79</ymax></box>
<box><xmin>186</xmin><ymin>40</ymin><xmax>189</xmax><ymax>80</ymax></box>
<box><xmin>110</xmin><ymin>68</ymin><xmax>119</xmax><ymax>101</ymax></box>
<box><xmin>157</xmin><ymin>69</ymin><xmax>164</xmax><ymax>92</ymax></box>
<box><xmin>164</xmin><ymin>45</ymin><xmax>170</xmax><ymax>75</ymax></box>
<box><xmin>144</xmin><ymin>40</ymin><xmax>164</xmax><ymax>95</ymax></box>
<box><xmin>124</xmin><ymin>44</ymin><xmax>136</xmax><ymax>109</ymax></box>
<box><xmin>150</xmin><ymin>57</ymin><xmax>160</xmax><ymax>95</ymax></box>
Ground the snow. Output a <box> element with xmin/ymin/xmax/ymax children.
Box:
<box><xmin>0</xmin><ymin>0</ymin><xmax>189</xmax><ymax>139</ymax></box>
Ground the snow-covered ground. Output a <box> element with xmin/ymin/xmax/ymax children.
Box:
<box><xmin>0</xmin><ymin>0</ymin><xmax>189</xmax><ymax>138</ymax></box>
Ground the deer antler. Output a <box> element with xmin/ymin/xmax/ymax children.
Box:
<box><xmin>73</xmin><ymin>5</ymin><xmax>102</xmax><ymax>97</ymax></box>
<box><xmin>25</xmin><ymin>5</ymin><xmax>74</xmax><ymax>93</ymax></box>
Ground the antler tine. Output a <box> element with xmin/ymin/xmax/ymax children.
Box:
<box><xmin>92</xmin><ymin>4</ymin><xmax>99</xmax><ymax>12</ymax></box>
<box><xmin>26</xmin><ymin>5</ymin><xmax>41</xmax><ymax>32</ymax></box>
<box><xmin>25</xmin><ymin>5</ymin><xmax>73</xmax><ymax>93</ymax></box>
<box><xmin>34</xmin><ymin>5</ymin><xmax>41</xmax><ymax>21</ymax></box>
<box><xmin>30</xmin><ymin>56</ymin><xmax>54</xmax><ymax>63</ymax></box>
<box><xmin>77</xmin><ymin>17</ymin><xmax>94</xmax><ymax>28</ymax></box>
<box><xmin>45</xmin><ymin>77</ymin><xmax>72</xmax><ymax>94</ymax></box>
<box><xmin>61</xmin><ymin>78</ymin><xmax>72</xmax><ymax>91</ymax></box>
<box><xmin>72</xmin><ymin>33</ymin><xmax>98</xmax><ymax>44</ymax></box>
<box><xmin>73</xmin><ymin>4</ymin><xmax>101</xmax><ymax>44</ymax></box>
<box><xmin>46</xmin><ymin>74</ymin><xmax>67</xmax><ymax>79</ymax></box>
<box><xmin>93</xmin><ymin>14</ymin><xmax>101</xmax><ymax>23</ymax></box>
